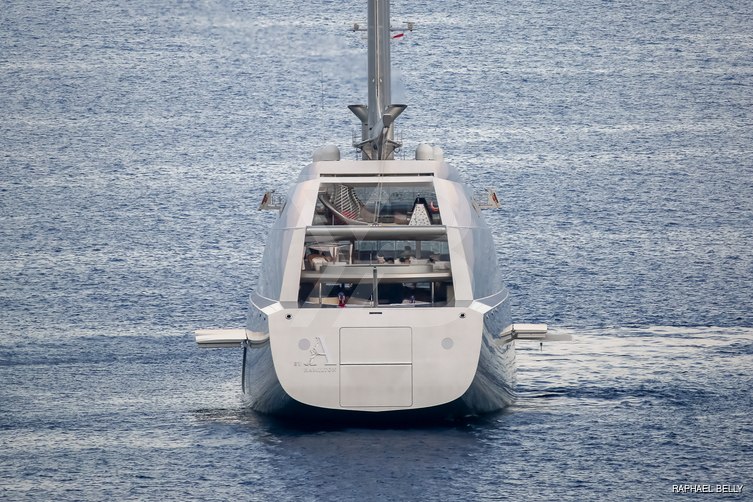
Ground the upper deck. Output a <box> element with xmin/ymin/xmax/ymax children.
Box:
<box><xmin>255</xmin><ymin>156</ymin><xmax>504</xmax><ymax>306</ymax></box>
<box><xmin>298</xmin><ymin>164</ymin><xmax>454</xmax><ymax>307</ymax></box>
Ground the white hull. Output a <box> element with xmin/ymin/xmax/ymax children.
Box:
<box><xmin>238</xmin><ymin>158</ymin><xmax>518</xmax><ymax>417</ymax></box>
<box><xmin>242</xmin><ymin>298</ymin><xmax>515</xmax><ymax>418</ymax></box>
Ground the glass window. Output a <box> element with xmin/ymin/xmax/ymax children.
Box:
<box><xmin>314</xmin><ymin>182</ymin><xmax>442</xmax><ymax>226</ymax></box>
<box><xmin>298</xmin><ymin>235</ymin><xmax>454</xmax><ymax>308</ymax></box>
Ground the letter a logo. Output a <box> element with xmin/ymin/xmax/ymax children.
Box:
<box><xmin>306</xmin><ymin>336</ymin><xmax>334</xmax><ymax>366</ymax></box>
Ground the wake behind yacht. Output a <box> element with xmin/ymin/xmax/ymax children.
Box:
<box><xmin>195</xmin><ymin>0</ymin><xmax>565</xmax><ymax>418</ymax></box>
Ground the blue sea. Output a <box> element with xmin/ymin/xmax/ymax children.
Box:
<box><xmin>1</xmin><ymin>0</ymin><xmax>752</xmax><ymax>500</ymax></box>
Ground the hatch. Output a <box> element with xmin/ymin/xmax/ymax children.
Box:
<box><xmin>339</xmin><ymin>327</ymin><xmax>413</xmax><ymax>407</ymax></box>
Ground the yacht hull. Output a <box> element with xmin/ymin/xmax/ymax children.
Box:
<box><xmin>242</xmin><ymin>299</ymin><xmax>515</xmax><ymax>419</ymax></box>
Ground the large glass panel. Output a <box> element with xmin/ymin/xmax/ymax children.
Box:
<box><xmin>313</xmin><ymin>182</ymin><xmax>442</xmax><ymax>226</ymax></box>
<box><xmin>298</xmin><ymin>235</ymin><xmax>453</xmax><ymax>308</ymax></box>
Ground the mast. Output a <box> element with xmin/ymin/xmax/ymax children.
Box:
<box><xmin>349</xmin><ymin>0</ymin><xmax>406</xmax><ymax>160</ymax></box>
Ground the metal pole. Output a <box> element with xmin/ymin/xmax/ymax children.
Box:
<box><xmin>350</xmin><ymin>0</ymin><xmax>406</xmax><ymax>160</ymax></box>
<box><xmin>367</xmin><ymin>0</ymin><xmax>391</xmax><ymax>139</ymax></box>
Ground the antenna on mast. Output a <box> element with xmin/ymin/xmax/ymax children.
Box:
<box><xmin>350</xmin><ymin>0</ymin><xmax>412</xmax><ymax>160</ymax></box>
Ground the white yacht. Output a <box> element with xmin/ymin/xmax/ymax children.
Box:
<box><xmin>196</xmin><ymin>0</ymin><xmax>565</xmax><ymax>419</ymax></box>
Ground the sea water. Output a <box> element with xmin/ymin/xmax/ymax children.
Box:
<box><xmin>1</xmin><ymin>0</ymin><xmax>751</xmax><ymax>500</ymax></box>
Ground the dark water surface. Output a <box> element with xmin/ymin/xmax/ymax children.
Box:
<box><xmin>2</xmin><ymin>0</ymin><xmax>752</xmax><ymax>500</ymax></box>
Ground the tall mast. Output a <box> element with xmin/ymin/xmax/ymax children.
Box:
<box><xmin>349</xmin><ymin>0</ymin><xmax>406</xmax><ymax>160</ymax></box>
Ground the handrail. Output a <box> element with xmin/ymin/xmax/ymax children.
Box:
<box><xmin>306</xmin><ymin>225</ymin><xmax>446</xmax><ymax>240</ymax></box>
<box><xmin>318</xmin><ymin>193</ymin><xmax>371</xmax><ymax>225</ymax></box>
